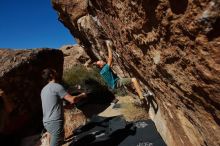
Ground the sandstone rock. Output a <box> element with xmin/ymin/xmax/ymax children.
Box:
<box><xmin>52</xmin><ymin>0</ymin><xmax>220</xmax><ymax>145</ymax></box>
<box><xmin>0</xmin><ymin>48</ymin><xmax>63</xmax><ymax>138</ymax></box>
<box><xmin>60</xmin><ymin>45</ymin><xmax>90</xmax><ymax>70</ymax></box>
<box><xmin>63</xmin><ymin>108</ymin><xmax>86</xmax><ymax>139</ymax></box>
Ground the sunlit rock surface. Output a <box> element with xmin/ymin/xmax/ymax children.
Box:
<box><xmin>60</xmin><ymin>45</ymin><xmax>90</xmax><ymax>70</ymax></box>
<box><xmin>52</xmin><ymin>0</ymin><xmax>220</xmax><ymax>145</ymax></box>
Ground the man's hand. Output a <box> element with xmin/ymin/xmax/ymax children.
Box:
<box><xmin>78</xmin><ymin>92</ymin><xmax>87</xmax><ymax>98</ymax></box>
<box><xmin>0</xmin><ymin>89</ymin><xmax>5</xmax><ymax>97</ymax></box>
<box><xmin>0</xmin><ymin>89</ymin><xmax>14</xmax><ymax>113</ymax></box>
<box><xmin>106</xmin><ymin>40</ymin><xmax>113</xmax><ymax>48</ymax></box>
<box><xmin>64</xmin><ymin>92</ymin><xmax>87</xmax><ymax>104</ymax></box>
<box><xmin>74</xmin><ymin>92</ymin><xmax>87</xmax><ymax>103</ymax></box>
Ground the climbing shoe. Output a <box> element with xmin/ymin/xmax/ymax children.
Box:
<box><xmin>143</xmin><ymin>90</ymin><xmax>154</xmax><ymax>99</ymax></box>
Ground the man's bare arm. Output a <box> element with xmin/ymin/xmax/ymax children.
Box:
<box><xmin>106</xmin><ymin>41</ymin><xmax>113</xmax><ymax>66</ymax></box>
<box><xmin>63</xmin><ymin>93</ymin><xmax>87</xmax><ymax>104</ymax></box>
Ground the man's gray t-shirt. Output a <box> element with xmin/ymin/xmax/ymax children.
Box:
<box><xmin>41</xmin><ymin>82</ymin><xmax>67</xmax><ymax>125</ymax></box>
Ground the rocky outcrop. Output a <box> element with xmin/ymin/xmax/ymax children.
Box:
<box><xmin>52</xmin><ymin>0</ymin><xmax>220</xmax><ymax>145</ymax></box>
<box><xmin>0</xmin><ymin>49</ymin><xmax>63</xmax><ymax>138</ymax></box>
<box><xmin>60</xmin><ymin>45</ymin><xmax>90</xmax><ymax>70</ymax></box>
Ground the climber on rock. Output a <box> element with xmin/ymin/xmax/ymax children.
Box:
<box><xmin>94</xmin><ymin>40</ymin><xmax>153</xmax><ymax>104</ymax></box>
<box><xmin>40</xmin><ymin>68</ymin><xmax>87</xmax><ymax>146</ymax></box>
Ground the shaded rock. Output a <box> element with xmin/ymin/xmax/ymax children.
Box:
<box><xmin>0</xmin><ymin>48</ymin><xmax>63</xmax><ymax>140</ymax></box>
<box><xmin>60</xmin><ymin>45</ymin><xmax>90</xmax><ymax>70</ymax></box>
<box><xmin>52</xmin><ymin>0</ymin><xmax>220</xmax><ymax>145</ymax></box>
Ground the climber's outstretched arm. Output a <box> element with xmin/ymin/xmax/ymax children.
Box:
<box><xmin>106</xmin><ymin>41</ymin><xmax>113</xmax><ymax>66</ymax></box>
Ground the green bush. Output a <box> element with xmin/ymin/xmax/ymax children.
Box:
<box><xmin>63</xmin><ymin>65</ymin><xmax>115</xmax><ymax>104</ymax></box>
<box><xmin>63</xmin><ymin>65</ymin><xmax>106</xmax><ymax>93</ymax></box>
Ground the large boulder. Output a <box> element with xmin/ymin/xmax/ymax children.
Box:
<box><xmin>0</xmin><ymin>48</ymin><xmax>63</xmax><ymax>138</ymax></box>
<box><xmin>60</xmin><ymin>45</ymin><xmax>90</xmax><ymax>70</ymax></box>
<box><xmin>52</xmin><ymin>0</ymin><xmax>220</xmax><ymax>145</ymax></box>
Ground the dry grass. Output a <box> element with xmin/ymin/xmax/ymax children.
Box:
<box><xmin>118</xmin><ymin>96</ymin><xmax>149</xmax><ymax>121</ymax></box>
<box><xmin>99</xmin><ymin>95</ymin><xmax>149</xmax><ymax>121</ymax></box>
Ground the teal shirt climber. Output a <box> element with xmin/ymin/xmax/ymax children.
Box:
<box><xmin>100</xmin><ymin>64</ymin><xmax>119</xmax><ymax>89</ymax></box>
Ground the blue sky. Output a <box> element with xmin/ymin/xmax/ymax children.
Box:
<box><xmin>0</xmin><ymin>0</ymin><xmax>76</xmax><ymax>49</ymax></box>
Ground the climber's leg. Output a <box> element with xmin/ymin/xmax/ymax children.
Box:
<box><xmin>131</xmin><ymin>78</ymin><xmax>144</xmax><ymax>100</ymax></box>
<box><xmin>116</xmin><ymin>77</ymin><xmax>144</xmax><ymax>101</ymax></box>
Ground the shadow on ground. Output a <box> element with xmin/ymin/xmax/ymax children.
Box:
<box><xmin>68</xmin><ymin>78</ymin><xmax>115</xmax><ymax>118</ymax></box>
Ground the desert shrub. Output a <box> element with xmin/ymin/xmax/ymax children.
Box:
<box><xmin>63</xmin><ymin>65</ymin><xmax>114</xmax><ymax>104</ymax></box>
<box><xmin>63</xmin><ymin>65</ymin><xmax>106</xmax><ymax>90</ymax></box>
<box><xmin>64</xmin><ymin>65</ymin><xmax>102</xmax><ymax>84</ymax></box>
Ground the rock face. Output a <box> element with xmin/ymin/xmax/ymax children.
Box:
<box><xmin>60</xmin><ymin>45</ymin><xmax>90</xmax><ymax>70</ymax></box>
<box><xmin>52</xmin><ymin>0</ymin><xmax>220</xmax><ymax>145</ymax></box>
<box><xmin>0</xmin><ymin>49</ymin><xmax>63</xmax><ymax>138</ymax></box>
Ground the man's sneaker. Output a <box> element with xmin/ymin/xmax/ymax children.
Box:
<box><xmin>143</xmin><ymin>90</ymin><xmax>154</xmax><ymax>98</ymax></box>
<box><xmin>105</xmin><ymin>40</ymin><xmax>113</xmax><ymax>47</ymax></box>
<box><xmin>111</xmin><ymin>98</ymin><xmax>119</xmax><ymax>108</ymax></box>
<box><xmin>111</xmin><ymin>98</ymin><xmax>119</xmax><ymax>104</ymax></box>
<box><xmin>40</xmin><ymin>128</ymin><xmax>47</xmax><ymax>138</ymax></box>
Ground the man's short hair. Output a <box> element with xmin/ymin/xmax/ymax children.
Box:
<box><xmin>41</xmin><ymin>68</ymin><xmax>57</xmax><ymax>82</ymax></box>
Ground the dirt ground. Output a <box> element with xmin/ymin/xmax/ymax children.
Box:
<box><xmin>99</xmin><ymin>95</ymin><xmax>148</xmax><ymax>121</ymax></box>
